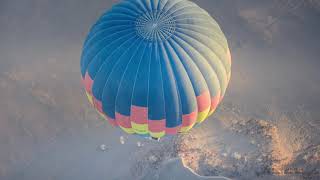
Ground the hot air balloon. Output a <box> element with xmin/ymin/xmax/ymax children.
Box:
<box><xmin>80</xmin><ymin>0</ymin><xmax>232</xmax><ymax>139</ymax></box>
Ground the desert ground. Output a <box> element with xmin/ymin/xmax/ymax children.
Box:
<box><xmin>0</xmin><ymin>0</ymin><xmax>319</xmax><ymax>179</ymax></box>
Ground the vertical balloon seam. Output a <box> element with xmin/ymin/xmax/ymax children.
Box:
<box><xmin>174</xmin><ymin>25</ymin><xmax>229</xmax><ymax>70</ymax></box>
<box><xmin>148</xmin><ymin>42</ymin><xmax>167</xmax><ymax>138</ymax></box>
<box><xmin>161</xmin><ymin>41</ymin><xmax>182</xmax><ymax>134</ymax></box>
<box><xmin>168</xmin><ymin>36</ymin><xmax>212</xmax><ymax>123</ymax></box>
<box><xmin>174</xmin><ymin>29</ymin><xmax>228</xmax><ymax>80</ymax></box>
<box><xmin>183</xmin><ymin>40</ymin><xmax>223</xmax><ymax>115</ymax></box>
<box><xmin>174</xmin><ymin>26</ymin><xmax>230</xmax><ymax>79</ymax></box>
<box><xmin>171</xmin><ymin>35</ymin><xmax>215</xmax><ymax>122</ymax></box>
<box><xmin>104</xmin><ymin>38</ymin><xmax>143</xmax><ymax>132</ymax></box>
<box><xmin>90</xmin><ymin>35</ymin><xmax>138</xmax><ymax>101</ymax></box>
<box><xmin>170</xmin><ymin>9</ymin><xmax>208</xmax><ymax>22</ymax></box>
<box><xmin>154</xmin><ymin>42</ymin><xmax>167</xmax><ymax>138</ymax></box>
<box><xmin>108</xmin><ymin>7</ymin><xmax>140</xmax><ymax>18</ymax></box>
<box><xmin>114</xmin><ymin>40</ymin><xmax>145</xmax><ymax>133</ymax></box>
<box><xmin>157</xmin><ymin>0</ymin><xmax>171</xmax><ymax>12</ymax></box>
<box><xmin>166</xmin><ymin>39</ymin><xmax>198</xmax><ymax>132</ymax></box>
<box><xmin>84</xmin><ymin>13</ymin><xmax>136</xmax><ymax>48</ymax></box>
<box><xmin>168</xmin><ymin>42</ymin><xmax>198</xmax><ymax>132</ymax></box>
<box><xmin>88</xmin><ymin>33</ymin><xmax>137</xmax><ymax>79</ymax></box>
<box><xmin>150</xmin><ymin>0</ymin><xmax>155</xmax><ymax>10</ymax></box>
<box><xmin>148</xmin><ymin>42</ymin><xmax>166</xmax><ymax>138</ymax></box>
<box><xmin>129</xmin><ymin>42</ymin><xmax>149</xmax><ymax>135</ymax></box>
<box><xmin>158</xmin><ymin>42</ymin><xmax>167</xmax><ymax>136</ymax></box>
<box><xmin>115</xmin><ymin>41</ymin><xmax>147</xmax><ymax>117</ymax></box>
<box><xmin>162</xmin><ymin>4</ymin><xmax>196</xmax><ymax>20</ymax></box>
<box><xmin>175</xmin><ymin>23</ymin><xmax>222</xmax><ymax>38</ymax></box>
<box><xmin>83</xmin><ymin>13</ymin><xmax>135</xmax><ymax>46</ymax></box>
<box><xmin>102</xmin><ymin>37</ymin><xmax>142</xmax><ymax>104</ymax></box>
<box><xmin>143</xmin><ymin>0</ymin><xmax>155</xmax><ymax>11</ymax></box>
<box><xmin>157</xmin><ymin>0</ymin><xmax>165</xmax><ymax>9</ymax></box>
<box><xmin>173</xmin><ymin>27</ymin><xmax>227</xmax><ymax>69</ymax></box>
<box><xmin>93</xmin><ymin>9</ymin><xmax>135</xmax><ymax>22</ymax></box>
<box><xmin>131</xmin><ymin>42</ymin><xmax>153</xmax><ymax>133</ymax></box>
<box><xmin>173</xmin><ymin>31</ymin><xmax>226</xmax><ymax>100</ymax></box>
<box><xmin>114</xmin><ymin>40</ymin><xmax>145</xmax><ymax>113</ymax></box>
<box><xmin>81</xmin><ymin>31</ymin><xmax>136</xmax><ymax>78</ymax></box>
<box><xmin>105</xmin><ymin>11</ymin><xmax>137</xmax><ymax>19</ymax></box>
<box><xmin>122</xmin><ymin>1</ymin><xmax>144</xmax><ymax>13</ymax></box>
<box><xmin>100</xmin><ymin>37</ymin><xmax>141</xmax><ymax>120</ymax></box>
<box><xmin>94</xmin><ymin>13</ymin><xmax>136</xmax><ymax>27</ymax></box>
<box><xmin>167</xmin><ymin>38</ymin><xmax>205</xmax><ymax>97</ymax></box>
<box><xmin>160</xmin><ymin>43</ymin><xmax>176</xmax><ymax>134</ymax></box>
<box><xmin>124</xmin><ymin>41</ymin><xmax>146</xmax><ymax>134</ymax></box>
<box><xmin>89</xmin><ymin>21</ymin><xmax>134</xmax><ymax>38</ymax></box>
<box><xmin>160</xmin><ymin>0</ymin><xmax>185</xmax><ymax>18</ymax></box>
<box><xmin>167</xmin><ymin>41</ymin><xmax>196</xmax><ymax>118</ymax></box>
<box><xmin>83</xmin><ymin>27</ymin><xmax>134</xmax><ymax>52</ymax></box>
<box><xmin>83</xmin><ymin>27</ymin><xmax>129</xmax><ymax>57</ymax></box>
<box><xmin>133</xmin><ymin>0</ymin><xmax>150</xmax><ymax>13</ymax></box>
<box><xmin>146</xmin><ymin>42</ymin><xmax>153</xmax><ymax>136</ymax></box>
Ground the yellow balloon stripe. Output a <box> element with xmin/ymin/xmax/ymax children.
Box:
<box><xmin>85</xmin><ymin>91</ymin><xmax>94</xmax><ymax>105</ymax></box>
<box><xmin>86</xmin><ymin>90</ymin><xmax>219</xmax><ymax>137</ymax></box>
<box><xmin>97</xmin><ymin>110</ymin><xmax>106</xmax><ymax>120</ymax></box>
<box><xmin>179</xmin><ymin>125</ymin><xmax>194</xmax><ymax>133</ymax></box>
<box><xmin>119</xmin><ymin>126</ymin><xmax>135</xmax><ymax>134</ymax></box>
<box><xmin>197</xmin><ymin>107</ymin><xmax>210</xmax><ymax>123</ymax></box>
<box><xmin>149</xmin><ymin>131</ymin><xmax>165</xmax><ymax>138</ymax></box>
<box><xmin>131</xmin><ymin>122</ymin><xmax>148</xmax><ymax>135</ymax></box>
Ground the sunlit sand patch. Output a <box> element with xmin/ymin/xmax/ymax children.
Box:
<box><xmin>175</xmin><ymin>102</ymin><xmax>303</xmax><ymax>179</ymax></box>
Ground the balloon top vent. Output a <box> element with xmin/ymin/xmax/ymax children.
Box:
<box><xmin>135</xmin><ymin>11</ymin><xmax>176</xmax><ymax>42</ymax></box>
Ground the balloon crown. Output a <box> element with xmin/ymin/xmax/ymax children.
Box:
<box><xmin>135</xmin><ymin>11</ymin><xmax>176</xmax><ymax>42</ymax></box>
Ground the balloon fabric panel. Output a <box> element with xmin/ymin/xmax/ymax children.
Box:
<box><xmin>80</xmin><ymin>0</ymin><xmax>231</xmax><ymax>138</ymax></box>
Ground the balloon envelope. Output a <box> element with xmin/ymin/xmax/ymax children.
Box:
<box><xmin>81</xmin><ymin>0</ymin><xmax>231</xmax><ymax>138</ymax></box>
